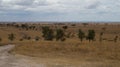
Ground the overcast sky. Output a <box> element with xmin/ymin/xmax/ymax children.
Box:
<box><xmin>0</xmin><ymin>0</ymin><xmax>120</xmax><ymax>22</ymax></box>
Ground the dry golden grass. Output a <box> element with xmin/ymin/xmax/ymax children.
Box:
<box><xmin>0</xmin><ymin>23</ymin><xmax>120</xmax><ymax>62</ymax></box>
<box><xmin>11</xmin><ymin>40</ymin><xmax>120</xmax><ymax>61</ymax></box>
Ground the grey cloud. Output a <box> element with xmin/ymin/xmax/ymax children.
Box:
<box><xmin>85</xmin><ymin>1</ymin><xmax>101</xmax><ymax>9</ymax></box>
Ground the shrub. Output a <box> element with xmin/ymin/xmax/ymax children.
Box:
<box><xmin>8</xmin><ymin>33</ymin><xmax>15</xmax><ymax>41</ymax></box>
<box><xmin>42</xmin><ymin>26</ymin><xmax>54</xmax><ymax>41</ymax></box>
<box><xmin>62</xmin><ymin>26</ymin><xmax>68</xmax><ymax>30</ymax></box>
<box><xmin>78</xmin><ymin>29</ymin><xmax>85</xmax><ymax>42</ymax></box>
<box><xmin>86</xmin><ymin>30</ymin><xmax>95</xmax><ymax>42</ymax></box>
<box><xmin>56</xmin><ymin>29</ymin><xmax>65</xmax><ymax>41</ymax></box>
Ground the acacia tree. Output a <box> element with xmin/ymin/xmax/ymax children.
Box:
<box><xmin>78</xmin><ymin>29</ymin><xmax>85</xmax><ymax>42</ymax></box>
<box><xmin>8</xmin><ymin>33</ymin><xmax>15</xmax><ymax>41</ymax></box>
<box><xmin>42</xmin><ymin>26</ymin><xmax>54</xmax><ymax>41</ymax></box>
<box><xmin>56</xmin><ymin>29</ymin><xmax>65</xmax><ymax>41</ymax></box>
<box><xmin>86</xmin><ymin>30</ymin><xmax>95</xmax><ymax>42</ymax></box>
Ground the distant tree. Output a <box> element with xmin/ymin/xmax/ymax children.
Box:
<box><xmin>62</xmin><ymin>26</ymin><xmax>68</xmax><ymax>30</ymax></box>
<box><xmin>78</xmin><ymin>29</ymin><xmax>85</xmax><ymax>42</ymax></box>
<box><xmin>42</xmin><ymin>26</ymin><xmax>54</xmax><ymax>41</ymax></box>
<box><xmin>42</xmin><ymin>26</ymin><xmax>49</xmax><ymax>37</ymax></box>
<box><xmin>8</xmin><ymin>33</ymin><xmax>15</xmax><ymax>41</ymax></box>
<box><xmin>86</xmin><ymin>30</ymin><xmax>95</xmax><ymax>42</ymax></box>
<box><xmin>56</xmin><ymin>29</ymin><xmax>65</xmax><ymax>41</ymax></box>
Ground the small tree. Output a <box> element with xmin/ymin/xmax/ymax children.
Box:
<box><xmin>42</xmin><ymin>26</ymin><xmax>49</xmax><ymax>37</ymax></box>
<box><xmin>78</xmin><ymin>29</ymin><xmax>85</xmax><ymax>42</ymax></box>
<box><xmin>86</xmin><ymin>30</ymin><xmax>95</xmax><ymax>42</ymax></box>
<box><xmin>56</xmin><ymin>29</ymin><xmax>65</xmax><ymax>41</ymax></box>
<box><xmin>8</xmin><ymin>33</ymin><xmax>15</xmax><ymax>41</ymax></box>
<box><xmin>42</xmin><ymin>26</ymin><xmax>54</xmax><ymax>41</ymax></box>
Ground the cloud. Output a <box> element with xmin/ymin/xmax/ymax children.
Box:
<box><xmin>85</xmin><ymin>0</ymin><xmax>101</xmax><ymax>9</ymax></box>
<box><xmin>0</xmin><ymin>0</ymin><xmax>120</xmax><ymax>21</ymax></box>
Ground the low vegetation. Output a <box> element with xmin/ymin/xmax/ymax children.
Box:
<box><xmin>0</xmin><ymin>22</ymin><xmax>120</xmax><ymax>61</ymax></box>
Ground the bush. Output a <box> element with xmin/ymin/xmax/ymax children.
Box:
<box><xmin>42</xmin><ymin>26</ymin><xmax>54</xmax><ymax>41</ymax></box>
<box><xmin>78</xmin><ymin>29</ymin><xmax>85</xmax><ymax>42</ymax></box>
<box><xmin>56</xmin><ymin>29</ymin><xmax>65</xmax><ymax>41</ymax></box>
<box><xmin>8</xmin><ymin>33</ymin><xmax>15</xmax><ymax>41</ymax></box>
<box><xmin>86</xmin><ymin>30</ymin><xmax>95</xmax><ymax>42</ymax></box>
<box><xmin>62</xmin><ymin>26</ymin><xmax>68</xmax><ymax>30</ymax></box>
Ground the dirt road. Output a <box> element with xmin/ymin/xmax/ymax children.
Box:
<box><xmin>0</xmin><ymin>45</ymin><xmax>45</xmax><ymax>67</ymax></box>
<box><xmin>0</xmin><ymin>45</ymin><xmax>120</xmax><ymax>67</ymax></box>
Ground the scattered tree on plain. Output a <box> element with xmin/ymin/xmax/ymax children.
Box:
<box><xmin>78</xmin><ymin>29</ymin><xmax>85</xmax><ymax>42</ymax></box>
<box><xmin>8</xmin><ymin>33</ymin><xmax>15</xmax><ymax>41</ymax></box>
<box><xmin>42</xmin><ymin>26</ymin><xmax>54</xmax><ymax>41</ymax></box>
<box><xmin>56</xmin><ymin>29</ymin><xmax>65</xmax><ymax>41</ymax></box>
<box><xmin>86</xmin><ymin>30</ymin><xmax>96</xmax><ymax>42</ymax></box>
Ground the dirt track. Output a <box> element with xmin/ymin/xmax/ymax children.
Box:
<box><xmin>0</xmin><ymin>45</ymin><xmax>120</xmax><ymax>67</ymax></box>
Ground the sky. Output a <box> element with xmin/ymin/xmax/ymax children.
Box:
<box><xmin>0</xmin><ymin>0</ymin><xmax>120</xmax><ymax>22</ymax></box>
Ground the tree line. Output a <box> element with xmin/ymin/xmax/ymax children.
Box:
<box><xmin>0</xmin><ymin>26</ymin><xmax>119</xmax><ymax>43</ymax></box>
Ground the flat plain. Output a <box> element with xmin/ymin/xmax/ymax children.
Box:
<box><xmin>0</xmin><ymin>22</ymin><xmax>120</xmax><ymax>67</ymax></box>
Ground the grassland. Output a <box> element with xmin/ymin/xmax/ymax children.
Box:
<box><xmin>0</xmin><ymin>22</ymin><xmax>120</xmax><ymax>62</ymax></box>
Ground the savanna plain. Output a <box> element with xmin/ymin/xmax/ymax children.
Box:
<box><xmin>0</xmin><ymin>22</ymin><xmax>120</xmax><ymax>67</ymax></box>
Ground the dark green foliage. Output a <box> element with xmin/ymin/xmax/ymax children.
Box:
<box><xmin>86</xmin><ymin>30</ymin><xmax>95</xmax><ymax>42</ymax></box>
<box><xmin>8</xmin><ymin>33</ymin><xmax>15</xmax><ymax>41</ymax></box>
<box><xmin>56</xmin><ymin>29</ymin><xmax>65</xmax><ymax>41</ymax></box>
<box><xmin>42</xmin><ymin>26</ymin><xmax>54</xmax><ymax>41</ymax></box>
<box><xmin>78</xmin><ymin>29</ymin><xmax>85</xmax><ymax>42</ymax></box>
